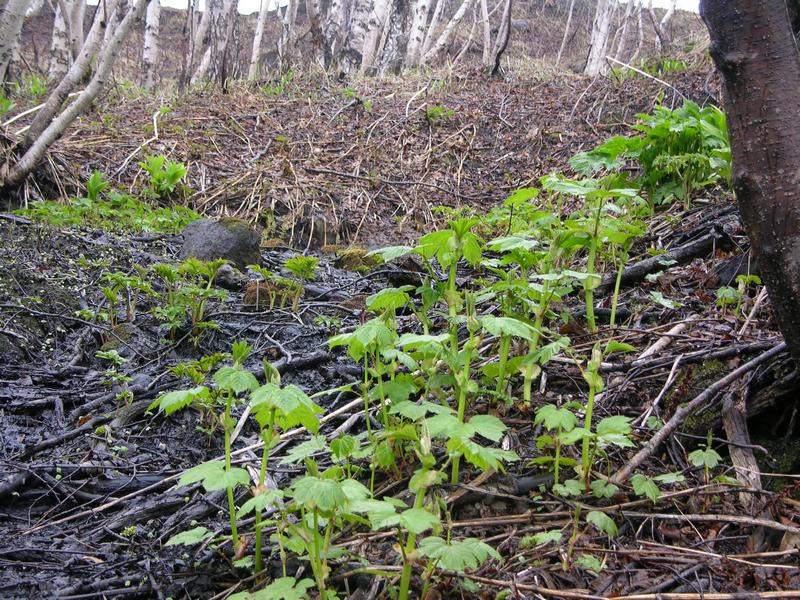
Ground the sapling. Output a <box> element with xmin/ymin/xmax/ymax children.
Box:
<box><xmin>284</xmin><ymin>254</ymin><xmax>318</xmax><ymax>310</ymax></box>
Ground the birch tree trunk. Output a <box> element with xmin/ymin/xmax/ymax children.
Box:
<box><xmin>584</xmin><ymin>0</ymin><xmax>614</xmax><ymax>76</ymax></box>
<box><xmin>421</xmin><ymin>0</ymin><xmax>472</xmax><ymax>65</ymax></box>
<box><xmin>305</xmin><ymin>0</ymin><xmax>324</xmax><ymax>62</ymax></box>
<box><xmin>248</xmin><ymin>0</ymin><xmax>269</xmax><ymax>79</ymax></box>
<box><xmin>69</xmin><ymin>0</ymin><xmax>85</xmax><ymax>58</ymax></box>
<box><xmin>453</xmin><ymin>3</ymin><xmax>477</xmax><ymax>65</ymax></box>
<box><xmin>361</xmin><ymin>0</ymin><xmax>391</xmax><ymax>73</ymax></box>
<box><xmin>27</xmin><ymin>0</ymin><xmax>121</xmax><ymax>145</ymax></box>
<box><xmin>49</xmin><ymin>0</ymin><xmax>72</xmax><ymax>79</ymax></box>
<box><xmin>2</xmin><ymin>0</ymin><xmax>147</xmax><ymax>191</ymax></box>
<box><xmin>190</xmin><ymin>0</ymin><xmax>212</xmax><ymax>72</ymax></box>
<box><xmin>490</xmin><ymin>0</ymin><xmax>510</xmax><ymax>63</ymax></box>
<box><xmin>0</xmin><ymin>0</ymin><xmax>32</xmax><ymax>83</ymax></box>
<box><xmin>279</xmin><ymin>0</ymin><xmax>299</xmax><ymax>69</ymax></box>
<box><xmin>142</xmin><ymin>0</ymin><xmax>160</xmax><ymax>90</ymax></box>
<box><xmin>479</xmin><ymin>0</ymin><xmax>490</xmax><ymax>65</ymax></box>
<box><xmin>377</xmin><ymin>0</ymin><xmax>409</xmax><ymax>73</ymax></box>
<box><xmin>191</xmin><ymin>0</ymin><xmax>235</xmax><ymax>83</ymax></box>
<box><xmin>324</xmin><ymin>0</ymin><xmax>348</xmax><ymax>69</ymax></box>
<box><xmin>554</xmin><ymin>0</ymin><xmax>575</xmax><ymax>67</ymax></box>
<box><xmin>405</xmin><ymin>0</ymin><xmax>432</xmax><ymax>67</ymax></box>
<box><xmin>420</xmin><ymin>0</ymin><xmax>444</xmax><ymax>58</ymax></box>
<box><xmin>631</xmin><ymin>0</ymin><xmax>644</xmax><ymax>62</ymax></box>
<box><xmin>613</xmin><ymin>0</ymin><xmax>635</xmax><ymax>61</ymax></box>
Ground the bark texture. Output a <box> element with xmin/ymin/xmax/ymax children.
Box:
<box><xmin>49</xmin><ymin>0</ymin><xmax>72</xmax><ymax>79</ymax></box>
<box><xmin>142</xmin><ymin>0</ymin><xmax>160</xmax><ymax>90</ymax></box>
<box><xmin>701</xmin><ymin>0</ymin><xmax>800</xmax><ymax>360</ymax></box>
<box><xmin>248</xmin><ymin>0</ymin><xmax>269</xmax><ymax>79</ymax></box>
<box><xmin>0</xmin><ymin>0</ymin><xmax>31</xmax><ymax>83</ymax></box>
<box><xmin>584</xmin><ymin>0</ymin><xmax>614</xmax><ymax>75</ymax></box>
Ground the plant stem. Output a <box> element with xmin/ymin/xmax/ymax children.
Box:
<box><xmin>609</xmin><ymin>253</ymin><xmax>626</xmax><ymax>327</ymax></box>
<box><xmin>398</xmin><ymin>487</ymin><xmax>426</xmax><ymax>600</ymax></box>
<box><xmin>223</xmin><ymin>393</ymin><xmax>239</xmax><ymax>551</ymax></box>
<box><xmin>254</xmin><ymin>407</ymin><xmax>276</xmax><ymax>574</ymax></box>
<box><xmin>495</xmin><ymin>335</ymin><xmax>511</xmax><ymax>398</ymax></box>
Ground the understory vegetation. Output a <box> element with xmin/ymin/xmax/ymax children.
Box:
<box><xmin>2</xmin><ymin>68</ymin><xmax>798</xmax><ymax>599</ymax></box>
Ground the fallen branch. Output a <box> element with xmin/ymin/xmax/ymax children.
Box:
<box><xmin>612</xmin><ymin>342</ymin><xmax>788</xmax><ymax>484</ymax></box>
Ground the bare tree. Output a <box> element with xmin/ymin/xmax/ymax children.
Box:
<box><xmin>324</xmin><ymin>0</ymin><xmax>348</xmax><ymax>68</ymax></box>
<box><xmin>305</xmin><ymin>0</ymin><xmax>325</xmax><ymax>62</ymax></box>
<box><xmin>700</xmin><ymin>0</ymin><xmax>800</xmax><ymax>360</ymax></box>
<box><xmin>421</xmin><ymin>0</ymin><xmax>472</xmax><ymax>65</ymax></box>
<box><xmin>142</xmin><ymin>0</ymin><xmax>160</xmax><ymax>90</ymax></box>
<box><xmin>69</xmin><ymin>0</ymin><xmax>86</xmax><ymax>58</ymax></box>
<box><xmin>420</xmin><ymin>0</ymin><xmax>445</xmax><ymax>58</ymax></box>
<box><xmin>278</xmin><ymin>0</ymin><xmax>299</xmax><ymax>69</ymax></box>
<box><xmin>584</xmin><ymin>0</ymin><xmax>614</xmax><ymax>76</ymax></box>
<box><xmin>248</xmin><ymin>0</ymin><xmax>269</xmax><ymax>79</ymax></box>
<box><xmin>0</xmin><ymin>0</ymin><xmax>32</xmax><ymax>83</ymax></box>
<box><xmin>554</xmin><ymin>0</ymin><xmax>576</xmax><ymax>68</ymax></box>
<box><xmin>49</xmin><ymin>0</ymin><xmax>72</xmax><ymax>79</ymax></box>
<box><xmin>648</xmin><ymin>0</ymin><xmax>677</xmax><ymax>54</ymax></box>
<box><xmin>405</xmin><ymin>0</ymin><xmax>433</xmax><ymax>67</ymax></box>
<box><xmin>361</xmin><ymin>0</ymin><xmax>392</xmax><ymax>73</ymax></box>
<box><xmin>191</xmin><ymin>0</ymin><xmax>236</xmax><ymax>83</ymax></box>
<box><xmin>479</xmin><ymin>0</ymin><xmax>490</xmax><ymax>65</ymax></box>
<box><xmin>1</xmin><ymin>0</ymin><xmax>147</xmax><ymax>191</ymax></box>
<box><xmin>489</xmin><ymin>0</ymin><xmax>510</xmax><ymax>74</ymax></box>
<box><xmin>341</xmin><ymin>0</ymin><xmax>370</xmax><ymax>72</ymax></box>
<box><xmin>27</xmin><ymin>0</ymin><xmax>121</xmax><ymax>145</ymax></box>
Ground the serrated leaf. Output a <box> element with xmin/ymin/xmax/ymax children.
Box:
<box><xmin>590</xmin><ymin>479</ymin><xmax>619</xmax><ymax>499</ymax></box>
<box><xmin>279</xmin><ymin>436</ymin><xmax>327</xmax><ymax>465</ymax></box>
<box><xmin>238</xmin><ymin>489</ymin><xmax>284</xmax><ymax>517</ymax></box>
<box><xmin>653</xmin><ymin>472</ymin><xmax>685</xmax><ymax>485</ymax></box>
<box><xmin>149</xmin><ymin>386</ymin><xmax>208</xmax><ymax>416</ymax></box>
<box><xmin>520</xmin><ymin>529</ymin><xmax>562</xmax><ymax>547</ymax></box>
<box><xmin>400</xmin><ymin>508</ymin><xmax>440</xmax><ymax>534</ymax></box>
<box><xmin>631</xmin><ymin>474</ymin><xmax>660</xmax><ymax>503</ymax></box>
<box><xmin>467</xmin><ymin>414</ymin><xmax>507</xmax><ymax>442</ymax></box>
<box><xmin>650</xmin><ymin>291</ymin><xmax>682</xmax><ymax>309</ymax></box>
<box><xmin>553</xmin><ymin>479</ymin><xmax>582</xmax><ymax>497</ymax></box>
<box><xmin>165</xmin><ymin>526</ymin><xmax>213</xmax><ymax>547</ymax></box>
<box><xmin>418</xmin><ymin>536</ymin><xmax>501</xmax><ymax>572</ymax></box>
<box><xmin>213</xmin><ymin>366</ymin><xmax>259</xmax><ymax>394</ymax></box>
<box><xmin>586</xmin><ymin>511</ymin><xmax>618</xmax><ymax>538</ymax></box>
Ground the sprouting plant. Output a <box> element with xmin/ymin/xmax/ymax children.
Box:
<box><xmin>85</xmin><ymin>171</ymin><xmax>110</xmax><ymax>202</ymax></box>
<box><xmin>242</xmin><ymin>366</ymin><xmax>324</xmax><ymax>574</ymax></box>
<box><xmin>425</xmin><ymin>105</ymin><xmax>455</xmax><ymax>126</ymax></box>
<box><xmin>102</xmin><ymin>270</ymin><xmax>155</xmax><ymax>325</ymax></box>
<box><xmin>138</xmin><ymin>154</ymin><xmax>188</xmax><ymax>199</ymax></box>
<box><xmin>0</xmin><ymin>94</ymin><xmax>14</xmax><ymax>117</ymax></box>
<box><xmin>283</xmin><ymin>255</ymin><xmax>318</xmax><ymax>310</ymax></box>
<box><xmin>154</xmin><ymin>341</ymin><xmax>259</xmax><ymax>553</ymax></box>
<box><xmin>689</xmin><ymin>430</ymin><xmax>722</xmax><ymax>484</ymax></box>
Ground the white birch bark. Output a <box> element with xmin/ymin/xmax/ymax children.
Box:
<box><xmin>3</xmin><ymin>0</ymin><xmax>147</xmax><ymax>190</ymax></box>
<box><xmin>69</xmin><ymin>0</ymin><xmax>85</xmax><ymax>58</ymax></box>
<box><xmin>278</xmin><ymin>0</ymin><xmax>300</xmax><ymax>68</ymax></box>
<box><xmin>479</xmin><ymin>0</ymin><xmax>490</xmax><ymax>65</ymax></box>
<box><xmin>305</xmin><ymin>0</ymin><xmax>324</xmax><ymax>62</ymax></box>
<box><xmin>190</xmin><ymin>0</ymin><xmax>235</xmax><ymax>83</ymax></box>
<box><xmin>584</xmin><ymin>0</ymin><xmax>614</xmax><ymax>76</ymax></box>
<box><xmin>27</xmin><ymin>0</ymin><xmax>121</xmax><ymax>144</ymax></box>
<box><xmin>490</xmin><ymin>0</ymin><xmax>510</xmax><ymax>61</ymax></box>
<box><xmin>324</xmin><ymin>0</ymin><xmax>348</xmax><ymax>68</ymax></box>
<box><xmin>554</xmin><ymin>0</ymin><xmax>575</xmax><ymax>67</ymax></box>
<box><xmin>453</xmin><ymin>3</ymin><xmax>476</xmax><ymax>65</ymax></box>
<box><xmin>377</xmin><ymin>0</ymin><xmax>408</xmax><ymax>73</ymax></box>
<box><xmin>190</xmin><ymin>0</ymin><xmax>212</xmax><ymax>71</ymax></box>
<box><xmin>404</xmin><ymin>0</ymin><xmax>432</xmax><ymax>67</ymax></box>
<box><xmin>0</xmin><ymin>0</ymin><xmax>32</xmax><ymax>83</ymax></box>
<box><xmin>631</xmin><ymin>0</ymin><xmax>644</xmax><ymax>62</ymax></box>
<box><xmin>248</xmin><ymin>0</ymin><xmax>269</xmax><ymax>79</ymax></box>
<box><xmin>360</xmin><ymin>0</ymin><xmax>391</xmax><ymax>72</ymax></box>
<box><xmin>420</xmin><ymin>0</ymin><xmax>444</xmax><ymax>59</ymax></box>
<box><xmin>613</xmin><ymin>0</ymin><xmax>635</xmax><ymax>61</ymax></box>
<box><xmin>142</xmin><ymin>0</ymin><xmax>160</xmax><ymax>89</ymax></box>
<box><xmin>49</xmin><ymin>0</ymin><xmax>72</xmax><ymax>79</ymax></box>
<box><xmin>340</xmin><ymin>0</ymin><xmax>371</xmax><ymax>73</ymax></box>
<box><xmin>421</xmin><ymin>0</ymin><xmax>472</xmax><ymax>65</ymax></box>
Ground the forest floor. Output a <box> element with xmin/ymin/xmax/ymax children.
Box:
<box><xmin>1</xmin><ymin>67</ymin><xmax>799</xmax><ymax>600</ymax></box>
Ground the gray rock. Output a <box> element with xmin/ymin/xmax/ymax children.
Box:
<box><xmin>180</xmin><ymin>218</ymin><xmax>262</xmax><ymax>270</ymax></box>
<box><xmin>214</xmin><ymin>263</ymin><xmax>247</xmax><ymax>291</ymax></box>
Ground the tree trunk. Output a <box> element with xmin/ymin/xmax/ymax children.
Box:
<box><xmin>2</xmin><ymin>0</ymin><xmax>147</xmax><ymax>191</ymax></box>
<box><xmin>191</xmin><ymin>0</ymin><xmax>235</xmax><ymax>83</ymax></box>
<box><xmin>26</xmin><ymin>0</ymin><xmax>121</xmax><ymax>145</ymax></box>
<box><xmin>420</xmin><ymin>0</ymin><xmax>444</xmax><ymax>58</ymax></box>
<box><xmin>479</xmin><ymin>0</ymin><xmax>490</xmax><ymax>65</ymax></box>
<box><xmin>700</xmin><ymin>0</ymin><xmax>800</xmax><ymax>360</ymax></box>
<box><xmin>69</xmin><ymin>0</ymin><xmax>85</xmax><ymax>58</ymax></box>
<box><xmin>279</xmin><ymin>0</ymin><xmax>299</xmax><ymax>69</ymax></box>
<box><xmin>0</xmin><ymin>0</ymin><xmax>32</xmax><ymax>83</ymax></box>
<box><xmin>631</xmin><ymin>0</ymin><xmax>644</xmax><ymax>62</ymax></box>
<box><xmin>584</xmin><ymin>0</ymin><xmax>614</xmax><ymax>76</ymax></box>
<box><xmin>305</xmin><ymin>0</ymin><xmax>324</xmax><ymax>63</ymax></box>
<box><xmin>421</xmin><ymin>0</ymin><xmax>472</xmax><ymax>65</ymax></box>
<box><xmin>361</xmin><ymin>0</ymin><xmax>391</xmax><ymax>73</ymax></box>
<box><xmin>324</xmin><ymin>0</ymin><xmax>348</xmax><ymax>69</ymax></box>
<box><xmin>248</xmin><ymin>0</ymin><xmax>269</xmax><ymax>79</ymax></box>
<box><xmin>341</xmin><ymin>0</ymin><xmax>370</xmax><ymax>73</ymax></box>
<box><xmin>453</xmin><ymin>3</ymin><xmax>477</xmax><ymax>65</ymax></box>
<box><xmin>490</xmin><ymin>0</ymin><xmax>511</xmax><ymax>75</ymax></box>
<box><xmin>613</xmin><ymin>0</ymin><xmax>635</xmax><ymax>62</ymax></box>
<box><xmin>554</xmin><ymin>0</ymin><xmax>575</xmax><ymax>68</ymax></box>
<box><xmin>49</xmin><ymin>0</ymin><xmax>72</xmax><ymax>79</ymax></box>
<box><xmin>142</xmin><ymin>0</ymin><xmax>160</xmax><ymax>90</ymax></box>
<box><xmin>377</xmin><ymin>0</ymin><xmax>408</xmax><ymax>74</ymax></box>
<box><xmin>405</xmin><ymin>0</ymin><xmax>432</xmax><ymax>67</ymax></box>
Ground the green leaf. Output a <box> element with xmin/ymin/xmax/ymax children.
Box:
<box><xmin>148</xmin><ymin>386</ymin><xmax>208</xmax><ymax>416</ymax></box>
<box><xmin>480</xmin><ymin>315</ymin><xmax>536</xmax><ymax>340</ymax></box>
<box><xmin>399</xmin><ymin>508</ymin><xmax>440</xmax><ymax>535</ymax></box>
<box><xmin>165</xmin><ymin>526</ymin><xmax>213</xmax><ymax>547</ymax></box>
<box><xmin>689</xmin><ymin>448</ymin><xmax>721</xmax><ymax>470</ymax></box>
<box><xmin>467</xmin><ymin>414</ymin><xmax>507</xmax><ymax>442</ymax></box>
<box><xmin>519</xmin><ymin>529</ymin><xmax>562</xmax><ymax>547</ymax></box>
<box><xmin>604</xmin><ymin>340</ymin><xmax>636</xmax><ymax>355</ymax></box>
<box><xmin>330</xmin><ymin>435</ymin><xmax>357</xmax><ymax>461</ymax></box>
<box><xmin>552</xmin><ymin>479</ymin><xmax>582</xmax><ymax>497</ymax></box>
<box><xmin>649</xmin><ymin>291</ymin><xmax>683</xmax><ymax>310</ymax></box>
<box><xmin>238</xmin><ymin>489</ymin><xmax>284</xmax><ymax>517</ymax></box>
<box><xmin>178</xmin><ymin>460</ymin><xmax>250</xmax><ymax>491</ymax></box>
<box><xmin>534</xmin><ymin>404</ymin><xmax>577</xmax><ymax>431</ymax></box>
<box><xmin>590</xmin><ymin>479</ymin><xmax>619</xmax><ymax>499</ymax></box>
<box><xmin>596</xmin><ymin>415</ymin><xmax>634</xmax><ymax>447</ymax></box>
<box><xmin>631</xmin><ymin>474</ymin><xmax>660</xmax><ymax>503</ymax></box>
<box><xmin>366</xmin><ymin>287</ymin><xmax>410</xmax><ymax>313</ymax></box>
<box><xmin>367</xmin><ymin>245</ymin><xmax>414</xmax><ymax>263</ymax></box>
<box><xmin>418</xmin><ymin>536</ymin><xmax>501</xmax><ymax>572</ymax></box>
<box><xmin>279</xmin><ymin>436</ymin><xmax>328</xmax><ymax>465</ymax></box>
<box><xmin>291</xmin><ymin>476</ymin><xmax>346</xmax><ymax>513</ymax></box>
<box><xmin>213</xmin><ymin>366</ymin><xmax>259</xmax><ymax>394</ymax></box>
<box><xmin>576</xmin><ymin>553</ymin><xmax>604</xmax><ymax>573</ymax></box>
<box><xmin>586</xmin><ymin>511</ymin><xmax>618</xmax><ymax>538</ymax></box>
<box><xmin>246</xmin><ymin>577</ymin><xmax>315</xmax><ymax>600</ymax></box>
<box><xmin>653</xmin><ymin>472</ymin><xmax>685</xmax><ymax>485</ymax></box>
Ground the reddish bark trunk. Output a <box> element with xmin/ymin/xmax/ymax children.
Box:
<box><xmin>701</xmin><ymin>0</ymin><xmax>800</xmax><ymax>359</ymax></box>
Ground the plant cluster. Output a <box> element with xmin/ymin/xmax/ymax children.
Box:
<box><xmin>570</xmin><ymin>100</ymin><xmax>731</xmax><ymax>209</ymax></box>
<box><xmin>18</xmin><ymin>169</ymin><xmax>198</xmax><ymax>233</ymax></box>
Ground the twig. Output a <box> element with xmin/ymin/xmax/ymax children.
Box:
<box><xmin>612</xmin><ymin>342</ymin><xmax>788</xmax><ymax>484</ymax></box>
<box><xmin>113</xmin><ymin>109</ymin><xmax>162</xmax><ymax>176</ymax></box>
<box><xmin>1</xmin><ymin>91</ymin><xmax>83</xmax><ymax>130</ymax></box>
<box><xmin>605</xmin><ymin>55</ymin><xmax>688</xmax><ymax>101</ymax></box>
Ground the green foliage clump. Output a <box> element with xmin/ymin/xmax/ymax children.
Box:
<box><xmin>138</xmin><ymin>154</ymin><xmax>189</xmax><ymax>199</ymax></box>
<box><xmin>570</xmin><ymin>100</ymin><xmax>730</xmax><ymax>208</ymax></box>
<box><xmin>18</xmin><ymin>171</ymin><xmax>199</xmax><ymax>234</ymax></box>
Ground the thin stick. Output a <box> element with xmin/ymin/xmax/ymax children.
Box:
<box><xmin>612</xmin><ymin>342</ymin><xmax>787</xmax><ymax>484</ymax></box>
<box><xmin>605</xmin><ymin>55</ymin><xmax>687</xmax><ymax>100</ymax></box>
